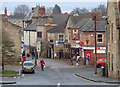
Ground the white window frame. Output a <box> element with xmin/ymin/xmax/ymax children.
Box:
<box><xmin>97</xmin><ymin>33</ymin><xmax>103</xmax><ymax>43</ymax></box>
<box><xmin>58</xmin><ymin>35</ymin><xmax>64</xmax><ymax>42</ymax></box>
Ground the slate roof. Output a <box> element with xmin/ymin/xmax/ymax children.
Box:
<box><xmin>23</xmin><ymin>21</ymin><xmax>45</xmax><ymax>31</ymax></box>
<box><xmin>72</xmin><ymin>18</ymin><xmax>90</xmax><ymax>28</ymax></box>
<box><xmin>8</xmin><ymin>15</ymin><xmax>24</xmax><ymax>19</ymax></box>
<box><xmin>53</xmin><ymin>14</ymin><xmax>69</xmax><ymax>25</ymax></box>
<box><xmin>80</xmin><ymin>20</ymin><xmax>106</xmax><ymax>32</ymax></box>
<box><xmin>47</xmin><ymin>15</ymin><xmax>69</xmax><ymax>33</ymax></box>
<box><xmin>47</xmin><ymin>22</ymin><xmax>66</xmax><ymax>33</ymax></box>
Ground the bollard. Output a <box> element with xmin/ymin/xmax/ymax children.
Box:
<box><xmin>19</xmin><ymin>70</ymin><xmax>21</xmax><ymax>76</ymax></box>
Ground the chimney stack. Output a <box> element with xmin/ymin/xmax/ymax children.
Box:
<box><xmin>4</xmin><ymin>7</ymin><xmax>7</xmax><ymax>17</ymax></box>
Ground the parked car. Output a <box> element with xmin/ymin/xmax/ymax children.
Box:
<box><xmin>22</xmin><ymin>61</ymin><xmax>35</xmax><ymax>73</ymax></box>
<box><xmin>96</xmin><ymin>58</ymin><xmax>106</xmax><ymax>68</ymax></box>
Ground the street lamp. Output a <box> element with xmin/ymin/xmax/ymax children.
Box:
<box><xmin>91</xmin><ymin>11</ymin><xmax>98</xmax><ymax>74</ymax></box>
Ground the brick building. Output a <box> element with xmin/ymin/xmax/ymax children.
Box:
<box><xmin>107</xmin><ymin>0</ymin><xmax>120</xmax><ymax>79</ymax></box>
<box><xmin>68</xmin><ymin>18</ymin><xmax>106</xmax><ymax>65</ymax></box>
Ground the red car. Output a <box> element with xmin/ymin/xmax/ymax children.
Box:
<box><xmin>96</xmin><ymin>58</ymin><xmax>106</xmax><ymax>68</ymax></box>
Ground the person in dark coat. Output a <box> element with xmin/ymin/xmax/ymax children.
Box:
<box><xmin>32</xmin><ymin>51</ymin><xmax>35</xmax><ymax>59</ymax></box>
<box><xmin>39</xmin><ymin>60</ymin><xmax>45</xmax><ymax>71</ymax></box>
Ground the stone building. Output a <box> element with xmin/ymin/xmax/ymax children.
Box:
<box><xmin>2</xmin><ymin>18</ymin><xmax>22</xmax><ymax>64</ymax></box>
<box><xmin>107</xmin><ymin>0</ymin><xmax>120</xmax><ymax>79</ymax></box>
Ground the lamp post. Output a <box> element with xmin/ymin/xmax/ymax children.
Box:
<box><xmin>91</xmin><ymin>11</ymin><xmax>98</xmax><ymax>74</ymax></box>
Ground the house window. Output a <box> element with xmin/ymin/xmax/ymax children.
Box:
<box><xmin>37</xmin><ymin>32</ymin><xmax>42</xmax><ymax>38</ymax></box>
<box><xmin>19</xmin><ymin>20</ymin><xmax>22</xmax><ymax>24</ymax></box>
<box><xmin>72</xmin><ymin>29</ymin><xmax>79</xmax><ymax>40</ymax></box>
<box><xmin>13</xmin><ymin>20</ymin><xmax>16</xmax><ymax>24</ymax></box>
<box><xmin>97</xmin><ymin>34</ymin><xmax>103</xmax><ymax>43</ymax></box>
<box><xmin>111</xmin><ymin>23</ymin><xmax>113</xmax><ymax>42</ymax></box>
<box><xmin>59</xmin><ymin>35</ymin><xmax>64</xmax><ymax>42</ymax></box>
<box><xmin>111</xmin><ymin>54</ymin><xmax>113</xmax><ymax>71</ymax></box>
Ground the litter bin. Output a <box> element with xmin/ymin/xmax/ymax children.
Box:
<box><xmin>101</xmin><ymin>66</ymin><xmax>105</xmax><ymax>76</ymax></box>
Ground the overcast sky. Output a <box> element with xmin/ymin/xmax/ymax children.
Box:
<box><xmin>1</xmin><ymin>0</ymin><xmax>107</xmax><ymax>15</ymax></box>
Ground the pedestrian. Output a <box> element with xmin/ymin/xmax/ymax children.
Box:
<box><xmin>86</xmin><ymin>55</ymin><xmax>89</xmax><ymax>65</ymax></box>
<box><xmin>22</xmin><ymin>50</ymin><xmax>25</xmax><ymax>57</ymax></box>
<box><xmin>69</xmin><ymin>56</ymin><xmax>73</xmax><ymax>65</ymax></box>
<box><xmin>27</xmin><ymin>50</ymin><xmax>29</xmax><ymax>58</ymax></box>
<box><xmin>76</xmin><ymin>55</ymin><xmax>80</xmax><ymax>66</ymax></box>
<box><xmin>32</xmin><ymin>51</ymin><xmax>35</xmax><ymax>59</ymax></box>
<box><xmin>39</xmin><ymin>60</ymin><xmax>45</xmax><ymax>71</ymax></box>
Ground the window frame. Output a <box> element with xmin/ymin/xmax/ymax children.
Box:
<box><xmin>97</xmin><ymin>33</ymin><xmax>103</xmax><ymax>43</ymax></box>
<box><xmin>58</xmin><ymin>35</ymin><xmax>64</xmax><ymax>42</ymax></box>
<box><xmin>37</xmin><ymin>32</ymin><xmax>42</xmax><ymax>38</ymax></box>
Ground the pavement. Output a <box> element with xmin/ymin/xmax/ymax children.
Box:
<box><xmin>74</xmin><ymin>67</ymin><xmax>120</xmax><ymax>84</ymax></box>
<box><xmin>1</xmin><ymin>57</ymin><xmax>120</xmax><ymax>84</ymax></box>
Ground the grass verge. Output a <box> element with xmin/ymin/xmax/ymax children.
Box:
<box><xmin>0</xmin><ymin>70</ymin><xmax>17</xmax><ymax>77</ymax></box>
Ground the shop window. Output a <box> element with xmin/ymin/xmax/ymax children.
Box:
<box><xmin>97</xmin><ymin>34</ymin><xmax>103</xmax><ymax>43</ymax></box>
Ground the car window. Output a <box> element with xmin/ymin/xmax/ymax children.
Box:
<box><xmin>99</xmin><ymin>59</ymin><xmax>106</xmax><ymax>61</ymax></box>
<box><xmin>24</xmin><ymin>63</ymin><xmax>33</xmax><ymax>66</ymax></box>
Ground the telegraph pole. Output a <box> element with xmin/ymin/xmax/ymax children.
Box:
<box><xmin>92</xmin><ymin>11</ymin><xmax>98</xmax><ymax>74</ymax></box>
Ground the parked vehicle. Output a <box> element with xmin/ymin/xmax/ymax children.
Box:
<box><xmin>22</xmin><ymin>61</ymin><xmax>35</xmax><ymax>73</ymax></box>
<box><xmin>96</xmin><ymin>58</ymin><xmax>106</xmax><ymax>68</ymax></box>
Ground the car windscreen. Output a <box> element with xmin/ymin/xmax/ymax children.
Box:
<box><xmin>23</xmin><ymin>63</ymin><xmax>33</xmax><ymax>66</ymax></box>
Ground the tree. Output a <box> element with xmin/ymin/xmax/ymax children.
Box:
<box><xmin>13</xmin><ymin>4</ymin><xmax>30</xmax><ymax>17</ymax></box>
<box><xmin>92</xmin><ymin>4</ymin><xmax>107</xmax><ymax>16</ymax></box>
<box><xmin>53</xmin><ymin>4</ymin><xmax>62</xmax><ymax>14</ymax></box>
<box><xmin>46</xmin><ymin>7</ymin><xmax>53</xmax><ymax>15</ymax></box>
<box><xmin>70</xmin><ymin>8</ymin><xmax>89</xmax><ymax>16</ymax></box>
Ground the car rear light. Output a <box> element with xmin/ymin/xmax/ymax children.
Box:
<box><xmin>22</xmin><ymin>66</ymin><xmax>24</xmax><ymax>69</ymax></box>
<box><xmin>33</xmin><ymin>66</ymin><xmax>35</xmax><ymax>69</ymax></box>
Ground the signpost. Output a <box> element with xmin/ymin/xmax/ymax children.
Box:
<box><xmin>37</xmin><ymin>42</ymin><xmax>41</xmax><ymax>58</ymax></box>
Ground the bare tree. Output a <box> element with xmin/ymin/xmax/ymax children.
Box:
<box><xmin>70</xmin><ymin>8</ymin><xmax>89</xmax><ymax>16</ymax></box>
<box><xmin>13</xmin><ymin>4</ymin><xmax>30</xmax><ymax>17</ymax></box>
<box><xmin>92</xmin><ymin>4</ymin><xmax>107</xmax><ymax>16</ymax></box>
<box><xmin>46</xmin><ymin>7</ymin><xmax>53</xmax><ymax>15</ymax></box>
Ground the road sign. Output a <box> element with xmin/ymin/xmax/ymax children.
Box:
<box><xmin>37</xmin><ymin>42</ymin><xmax>41</xmax><ymax>53</ymax></box>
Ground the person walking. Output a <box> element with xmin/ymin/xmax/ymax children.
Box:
<box><xmin>32</xmin><ymin>51</ymin><xmax>35</xmax><ymax>59</ymax></box>
<box><xmin>39</xmin><ymin>60</ymin><xmax>45</xmax><ymax>71</ymax></box>
<box><xmin>76</xmin><ymin>55</ymin><xmax>80</xmax><ymax>66</ymax></box>
<box><xmin>86</xmin><ymin>55</ymin><xmax>89</xmax><ymax>65</ymax></box>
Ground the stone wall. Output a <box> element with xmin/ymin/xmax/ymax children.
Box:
<box><xmin>2</xmin><ymin>20</ymin><xmax>22</xmax><ymax>64</ymax></box>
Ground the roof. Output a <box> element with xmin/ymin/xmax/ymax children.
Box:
<box><xmin>47</xmin><ymin>22</ymin><xmax>66</xmax><ymax>33</ymax></box>
<box><xmin>8</xmin><ymin>15</ymin><xmax>24</xmax><ymax>19</ymax></box>
<box><xmin>72</xmin><ymin>18</ymin><xmax>90</xmax><ymax>28</ymax></box>
<box><xmin>80</xmin><ymin>20</ymin><xmax>106</xmax><ymax>32</ymax></box>
<box><xmin>53</xmin><ymin>14</ymin><xmax>69</xmax><ymax>25</ymax></box>
<box><xmin>23</xmin><ymin>21</ymin><xmax>45</xmax><ymax>31</ymax></box>
<box><xmin>24</xmin><ymin>5</ymin><xmax>39</xmax><ymax>21</ymax></box>
<box><xmin>70</xmin><ymin>13</ymin><xmax>91</xmax><ymax>25</ymax></box>
<box><xmin>47</xmin><ymin>14</ymin><xmax>69</xmax><ymax>33</ymax></box>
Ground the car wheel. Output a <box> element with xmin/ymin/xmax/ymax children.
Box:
<box><xmin>97</xmin><ymin>64</ymin><xmax>101</xmax><ymax>68</ymax></box>
<box><xmin>22</xmin><ymin>70</ymin><xmax>24</xmax><ymax>73</ymax></box>
<box><xmin>33</xmin><ymin>70</ymin><xmax>35</xmax><ymax>74</ymax></box>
